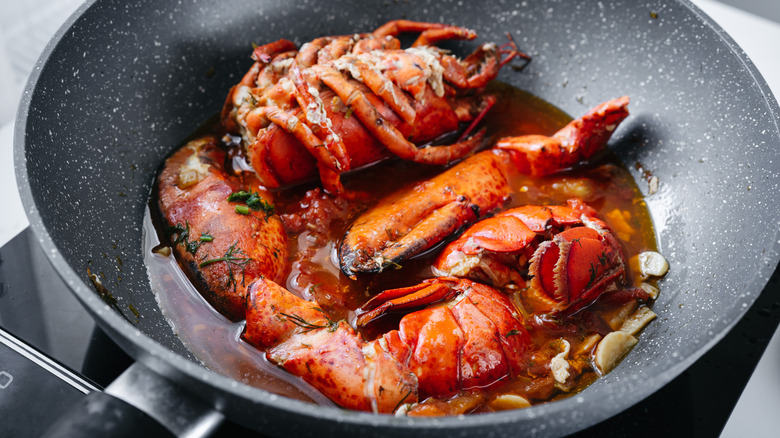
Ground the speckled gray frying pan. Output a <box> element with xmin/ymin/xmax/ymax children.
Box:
<box><xmin>14</xmin><ymin>0</ymin><xmax>780</xmax><ymax>436</ymax></box>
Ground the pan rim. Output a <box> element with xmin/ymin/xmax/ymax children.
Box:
<box><xmin>13</xmin><ymin>0</ymin><xmax>780</xmax><ymax>433</ymax></box>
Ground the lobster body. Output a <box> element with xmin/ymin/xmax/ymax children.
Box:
<box><xmin>221</xmin><ymin>21</ymin><xmax>523</xmax><ymax>195</ymax></box>
<box><xmin>157</xmin><ymin>137</ymin><xmax>287</xmax><ymax>320</ymax></box>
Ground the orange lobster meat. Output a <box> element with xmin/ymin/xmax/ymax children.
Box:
<box><xmin>157</xmin><ymin>136</ymin><xmax>288</xmax><ymax>320</ymax></box>
<box><xmin>243</xmin><ymin>277</ymin><xmax>418</xmax><ymax>413</ymax></box>
<box><xmin>339</xmin><ymin>96</ymin><xmax>629</xmax><ymax>276</ymax></box>
<box><xmin>433</xmin><ymin>199</ymin><xmax>627</xmax><ymax>315</ymax></box>
<box><xmin>221</xmin><ymin>20</ymin><xmax>525</xmax><ymax>195</ymax></box>
<box><xmin>243</xmin><ymin>277</ymin><xmax>531</xmax><ymax>412</ymax></box>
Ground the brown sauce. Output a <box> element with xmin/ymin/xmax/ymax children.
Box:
<box><xmin>145</xmin><ymin>83</ymin><xmax>659</xmax><ymax>415</ymax></box>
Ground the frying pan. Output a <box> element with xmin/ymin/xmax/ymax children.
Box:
<box><xmin>14</xmin><ymin>0</ymin><xmax>780</xmax><ymax>436</ymax></box>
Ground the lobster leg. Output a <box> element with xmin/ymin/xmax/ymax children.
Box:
<box><xmin>353</xmin><ymin>58</ymin><xmax>417</xmax><ymax>124</ymax></box>
<box><xmin>290</xmin><ymin>66</ymin><xmax>351</xmax><ymax>171</ymax></box>
<box><xmin>259</xmin><ymin>106</ymin><xmax>347</xmax><ymax>194</ymax></box>
<box><xmin>295</xmin><ymin>36</ymin><xmax>337</xmax><ymax>68</ymax></box>
<box><xmin>314</xmin><ymin>65</ymin><xmax>484</xmax><ymax>165</ymax></box>
<box><xmin>355</xmin><ymin>281</ymin><xmax>457</xmax><ymax>326</ymax></box>
<box><xmin>246</xmin><ymin>131</ymin><xmax>283</xmax><ymax>189</ymax></box>
<box><xmin>251</xmin><ymin>39</ymin><xmax>297</xmax><ymax>63</ymax></box>
<box><xmin>496</xmin><ymin>96</ymin><xmax>630</xmax><ymax>176</ymax></box>
<box><xmin>314</xmin><ymin>36</ymin><xmax>355</xmax><ymax>64</ymax></box>
<box><xmin>371</xmin><ymin>20</ymin><xmax>477</xmax><ymax>47</ymax></box>
<box><xmin>439</xmin><ymin>40</ymin><xmax>528</xmax><ymax>89</ymax></box>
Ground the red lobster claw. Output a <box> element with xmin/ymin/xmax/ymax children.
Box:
<box><xmin>528</xmin><ymin>225</ymin><xmax>625</xmax><ymax>314</ymax></box>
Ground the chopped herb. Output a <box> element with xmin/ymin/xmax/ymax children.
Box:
<box><xmin>185</xmin><ymin>241</ymin><xmax>201</xmax><ymax>254</ymax></box>
<box><xmin>586</xmin><ymin>262</ymin><xmax>597</xmax><ymax>289</ymax></box>
<box><xmin>228</xmin><ymin>190</ymin><xmax>275</xmax><ymax>219</ymax></box>
<box><xmin>344</xmin><ymin>107</ymin><xmax>354</xmax><ymax>119</ymax></box>
<box><xmin>199</xmin><ymin>243</ymin><xmax>252</xmax><ymax>292</ymax></box>
<box><xmin>200</xmin><ymin>233</ymin><xmax>214</xmax><ymax>242</ymax></box>
<box><xmin>169</xmin><ymin>221</ymin><xmax>210</xmax><ymax>255</ymax></box>
<box><xmin>392</xmin><ymin>387</ymin><xmax>415</xmax><ymax>414</ymax></box>
<box><xmin>246</xmin><ymin>194</ymin><xmax>275</xmax><ymax>217</ymax></box>
<box><xmin>278</xmin><ymin>312</ymin><xmax>337</xmax><ymax>333</ymax></box>
<box><xmin>597</xmin><ymin>251</ymin><xmax>608</xmax><ymax>266</ymax></box>
<box><xmin>169</xmin><ymin>223</ymin><xmax>189</xmax><ymax>245</ymax></box>
<box><xmin>227</xmin><ymin>191</ymin><xmax>252</xmax><ymax>202</ymax></box>
<box><xmin>506</xmin><ymin>329</ymin><xmax>521</xmax><ymax>337</ymax></box>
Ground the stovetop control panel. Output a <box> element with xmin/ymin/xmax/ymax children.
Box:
<box><xmin>0</xmin><ymin>327</ymin><xmax>98</xmax><ymax>436</ymax></box>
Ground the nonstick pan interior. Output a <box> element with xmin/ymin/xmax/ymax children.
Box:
<box><xmin>15</xmin><ymin>0</ymin><xmax>780</xmax><ymax>436</ymax></box>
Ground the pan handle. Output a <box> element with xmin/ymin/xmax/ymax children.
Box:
<box><xmin>42</xmin><ymin>362</ymin><xmax>224</xmax><ymax>437</ymax></box>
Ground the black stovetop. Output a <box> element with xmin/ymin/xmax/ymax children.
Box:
<box><xmin>1</xmin><ymin>227</ymin><xmax>779</xmax><ymax>437</ymax></box>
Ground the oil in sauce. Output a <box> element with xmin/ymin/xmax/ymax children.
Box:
<box><xmin>145</xmin><ymin>84</ymin><xmax>659</xmax><ymax>414</ymax></box>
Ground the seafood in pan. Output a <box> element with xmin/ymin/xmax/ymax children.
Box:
<box><xmin>151</xmin><ymin>20</ymin><xmax>668</xmax><ymax>415</ymax></box>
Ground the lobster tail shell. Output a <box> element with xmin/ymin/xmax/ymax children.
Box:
<box><xmin>244</xmin><ymin>278</ymin><xmax>418</xmax><ymax>413</ymax></box>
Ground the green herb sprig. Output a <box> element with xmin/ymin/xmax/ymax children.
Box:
<box><xmin>169</xmin><ymin>222</ymin><xmax>212</xmax><ymax>255</ymax></box>
<box><xmin>506</xmin><ymin>329</ymin><xmax>521</xmax><ymax>337</ymax></box>
<box><xmin>199</xmin><ymin>242</ymin><xmax>252</xmax><ymax>292</ymax></box>
<box><xmin>228</xmin><ymin>190</ymin><xmax>275</xmax><ymax>219</ymax></box>
<box><xmin>278</xmin><ymin>312</ymin><xmax>338</xmax><ymax>333</ymax></box>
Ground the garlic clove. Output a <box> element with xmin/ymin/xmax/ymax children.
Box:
<box><xmin>593</xmin><ymin>331</ymin><xmax>638</xmax><ymax>375</ymax></box>
<box><xmin>637</xmin><ymin>251</ymin><xmax>669</xmax><ymax>279</ymax></box>
<box><xmin>619</xmin><ymin>306</ymin><xmax>657</xmax><ymax>336</ymax></box>
<box><xmin>489</xmin><ymin>394</ymin><xmax>532</xmax><ymax>411</ymax></box>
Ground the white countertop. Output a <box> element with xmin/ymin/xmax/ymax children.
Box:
<box><xmin>1</xmin><ymin>0</ymin><xmax>779</xmax><ymax>435</ymax></box>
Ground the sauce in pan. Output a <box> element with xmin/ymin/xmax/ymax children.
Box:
<box><xmin>146</xmin><ymin>84</ymin><xmax>662</xmax><ymax>415</ymax></box>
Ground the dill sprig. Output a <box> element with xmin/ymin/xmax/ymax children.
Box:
<box><xmin>199</xmin><ymin>242</ymin><xmax>252</xmax><ymax>292</ymax></box>
<box><xmin>278</xmin><ymin>312</ymin><xmax>337</xmax><ymax>333</ymax></box>
<box><xmin>392</xmin><ymin>387</ymin><xmax>416</xmax><ymax>414</ymax></box>
<box><xmin>586</xmin><ymin>262</ymin><xmax>597</xmax><ymax>290</ymax></box>
<box><xmin>169</xmin><ymin>221</ymin><xmax>211</xmax><ymax>255</ymax></box>
<box><xmin>597</xmin><ymin>250</ymin><xmax>608</xmax><ymax>266</ymax></box>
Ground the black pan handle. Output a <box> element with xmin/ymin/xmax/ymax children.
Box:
<box><xmin>41</xmin><ymin>391</ymin><xmax>175</xmax><ymax>438</ymax></box>
<box><xmin>42</xmin><ymin>362</ymin><xmax>224</xmax><ymax>437</ymax></box>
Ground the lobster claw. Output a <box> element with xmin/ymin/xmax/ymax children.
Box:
<box><xmin>339</xmin><ymin>150</ymin><xmax>511</xmax><ymax>276</ymax></box>
<box><xmin>527</xmin><ymin>221</ymin><xmax>626</xmax><ymax>315</ymax></box>
<box><xmin>432</xmin><ymin>200</ymin><xmax>627</xmax><ymax>315</ymax></box>
<box><xmin>339</xmin><ymin>97</ymin><xmax>630</xmax><ymax>276</ymax></box>
<box><xmin>495</xmin><ymin>96</ymin><xmax>630</xmax><ymax>176</ymax></box>
<box><xmin>355</xmin><ymin>278</ymin><xmax>460</xmax><ymax>326</ymax></box>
